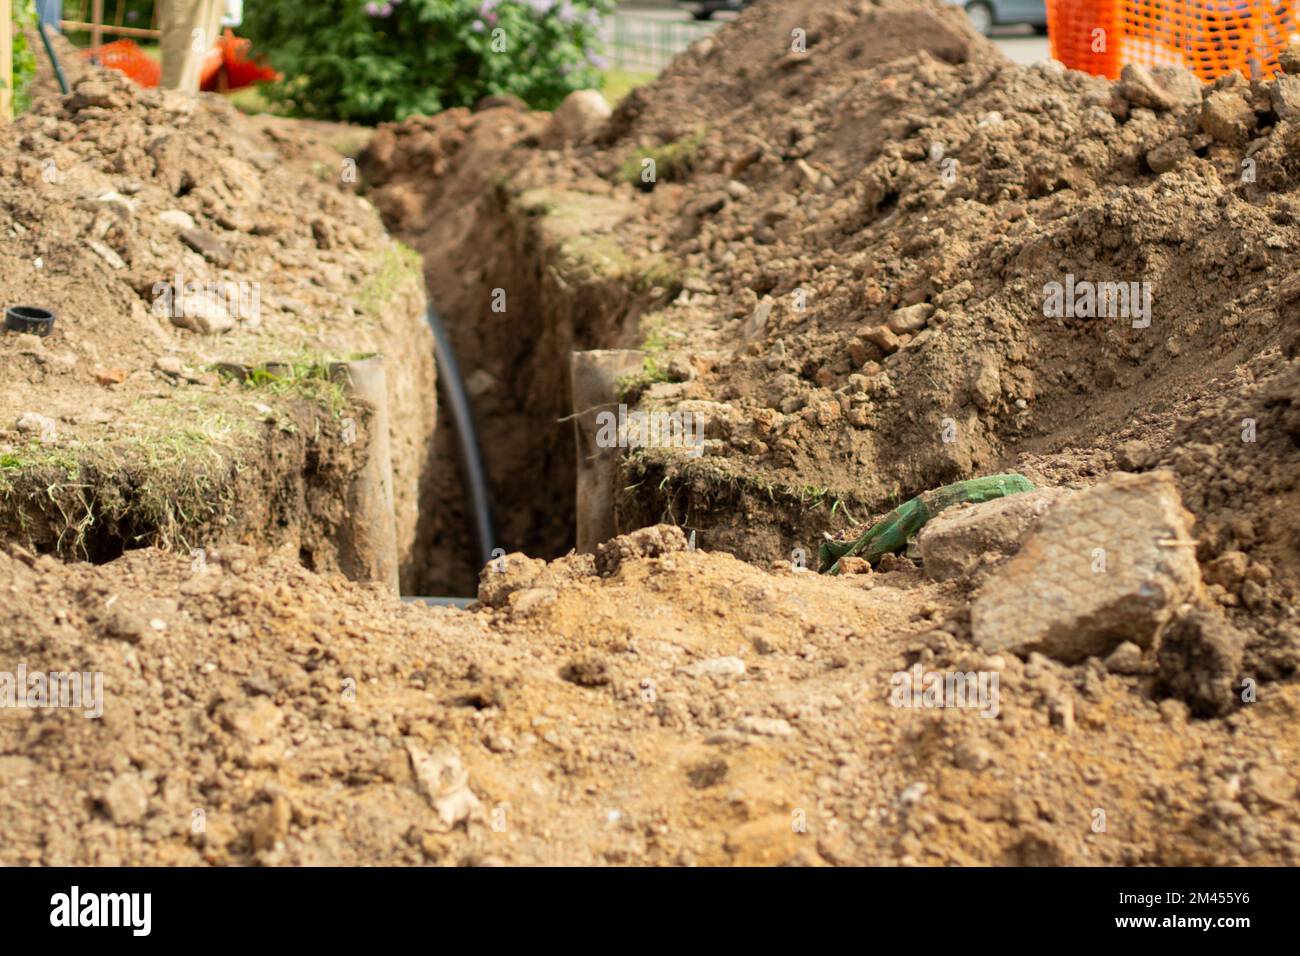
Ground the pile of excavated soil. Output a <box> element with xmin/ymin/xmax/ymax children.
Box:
<box><xmin>363</xmin><ymin>0</ymin><xmax>1299</xmax><ymax>668</ymax></box>
<box><xmin>3</xmin><ymin>527</ymin><xmax>1299</xmax><ymax>866</ymax></box>
<box><xmin>0</xmin><ymin>67</ymin><xmax>436</xmax><ymax>587</ymax></box>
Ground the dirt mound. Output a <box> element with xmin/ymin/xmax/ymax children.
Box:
<box><xmin>365</xmin><ymin>0</ymin><xmax>1298</xmax><ymax>666</ymax></box>
<box><xmin>3</xmin><ymin>530</ymin><xmax>1299</xmax><ymax>866</ymax></box>
<box><xmin>0</xmin><ymin>68</ymin><xmax>436</xmax><ymax>588</ymax></box>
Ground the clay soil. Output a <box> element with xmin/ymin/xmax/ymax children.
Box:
<box><xmin>1</xmin><ymin>0</ymin><xmax>1298</xmax><ymax>866</ymax></box>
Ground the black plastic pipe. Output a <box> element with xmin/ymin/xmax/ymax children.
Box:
<box><xmin>424</xmin><ymin>303</ymin><xmax>496</xmax><ymax>571</ymax></box>
<box><xmin>38</xmin><ymin>22</ymin><xmax>69</xmax><ymax>96</ymax></box>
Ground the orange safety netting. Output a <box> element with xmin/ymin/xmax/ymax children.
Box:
<box><xmin>81</xmin><ymin>30</ymin><xmax>277</xmax><ymax>92</ymax></box>
<box><xmin>1047</xmin><ymin>0</ymin><xmax>1300</xmax><ymax>81</ymax></box>
<box><xmin>81</xmin><ymin>38</ymin><xmax>164</xmax><ymax>88</ymax></box>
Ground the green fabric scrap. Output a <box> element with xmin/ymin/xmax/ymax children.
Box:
<box><xmin>818</xmin><ymin>473</ymin><xmax>1036</xmax><ymax>574</ymax></box>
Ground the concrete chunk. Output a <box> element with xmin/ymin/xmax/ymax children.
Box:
<box><xmin>971</xmin><ymin>472</ymin><xmax>1200</xmax><ymax>662</ymax></box>
<box><xmin>917</xmin><ymin>487</ymin><xmax>1067</xmax><ymax>581</ymax></box>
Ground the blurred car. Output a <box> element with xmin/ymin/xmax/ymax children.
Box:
<box><xmin>676</xmin><ymin>0</ymin><xmax>752</xmax><ymax>21</ymax></box>
<box><xmin>946</xmin><ymin>0</ymin><xmax>1048</xmax><ymax>36</ymax></box>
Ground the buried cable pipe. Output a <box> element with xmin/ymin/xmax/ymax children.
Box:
<box><xmin>424</xmin><ymin>302</ymin><xmax>497</xmax><ymax>572</ymax></box>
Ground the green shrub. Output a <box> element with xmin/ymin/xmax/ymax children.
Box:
<box><xmin>242</xmin><ymin>0</ymin><xmax>615</xmax><ymax>124</ymax></box>
<box><xmin>9</xmin><ymin>0</ymin><xmax>37</xmax><ymax>114</ymax></box>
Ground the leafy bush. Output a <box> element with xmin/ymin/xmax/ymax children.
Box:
<box><xmin>242</xmin><ymin>0</ymin><xmax>615</xmax><ymax>124</ymax></box>
<box><xmin>9</xmin><ymin>0</ymin><xmax>37</xmax><ymax>114</ymax></box>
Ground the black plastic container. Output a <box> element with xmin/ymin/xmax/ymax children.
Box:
<box><xmin>5</xmin><ymin>306</ymin><xmax>56</xmax><ymax>337</ymax></box>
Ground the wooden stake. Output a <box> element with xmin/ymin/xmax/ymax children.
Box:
<box><xmin>91</xmin><ymin>0</ymin><xmax>103</xmax><ymax>49</ymax></box>
<box><xmin>1</xmin><ymin>0</ymin><xmax>13</xmax><ymax>122</ymax></box>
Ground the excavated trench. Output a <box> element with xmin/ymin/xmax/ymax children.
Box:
<box><xmin>409</xmin><ymin>202</ymin><xmax>659</xmax><ymax>595</ymax></box>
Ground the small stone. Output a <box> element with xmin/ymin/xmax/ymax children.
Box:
<box><xmin>1271</xmin><ymin>75</ymin><xmax>1300</xmax><ymax>120</ymax></box>
<box><xmin>1048</xmin><ymin>694</ymin><xmax>1075</xmax><ymax>732</ymax></box>
<box><xmin>1114</xmin><ymin>439</ymin><xmax>1156</xmax><ymax>471</ymax></box>
<box><xmin>218</xmin><ymin>697</ymin><xmax>285</xmax><ymax>744</ymax></box>
<box><xmin>508</xmin><ymin>586</ymin><xmax>557</xmax><ymax>616</ymax></box>
<box><xmin>15</xmin><ymin>411</ymin><xmax>57</xmax><ymax>442</ymax></box>
<box><xmin>969</xmin><ymin>354</ymin><xmax>1001</xmax><ymax>410</ymax></box>
<box><xmin>180</xmin><ymin>228</ymin><xmax>233</xmax><ymax>267</ymax></box>
<box><xmin>595</xmin><ymin>524</ymin><xmax>688</xmax><ymax>575</ymax></box>
<box><xmin>95</xmin><ymin>191</ymin><xmax>137</xmax><ymax>219</ymax></box>
<box><xmin>886</xmin><ymin>303</ymin><xmax>933</xmax><ymax>335</ymax></box>
<box><xmin>1119</xmin><ymin>63</ymin><xmax>1202</xmax><ymax>111</ymax></box>
<box><xmin>1158</xmin><ymin>697</ymin><xmax>1190</xmax><ymax>724</ymax></box>
<box><xmin>861</xmin><ymin>324</ymin><xmax>902</xmax><ymax>354</ymax></box>
<box><xmin>1281</xmin><ymin>41</ymin><xmax>1300</xmax><ymax>75</ymax></box>
<box><xmin>1204</xmin><ymin>550</ymin><xmax>1248</xmax><ymax>590</ymax></box>
<box><xmin>953</xmin><ymin>737</ymin><xmax>992</xmax><ymax>771</ymax></box>
<box><xmin>168</xmin><ymin>296</ymin><xmax>235</xmax><ymax>335</ymax></box>
<box><xmin>898</xmin><ymin>782</ymin><xmax>927</xmax><ymax>805</ymax></box>
<box><xmin>158</xmin><ymin>209</ymin><xmax>197</xmax><ymax>230</ymax></box>
<box><xmin>1104</xmin><ymin>641</ymin><xmax>1145</xmax><ymax>674</ymax></box>
<box><xmin>735</xmin><ymin>716</ymin><xmax>793</xmax><ymax>737</ymax></box>
<box><xmin>101</xmin><ymin>773</ymin><xmax>148</xmax><ymax>825</ymax></box>
<box><xmin>250</xmin><ymin>795</ymin><xmax>292</xmax><ymax>852</ymax></box>
<box><xmin>407</xmin><ymin>743</ymin><xmax>482</xmax><ymax>831</ymax></box>
<box><xmin>154</xmin><ymin>355</ymin><xmax>185</xmax><ymax>377</ymax></box>
<box><xmin>684</xmin><ymin>656</ymin><xmax>746</xmax><ymax>678</ymax></box>
<box><xmin>1249</xmin><ymin>768</ymin><xmax>1297</xmax><ymax>808</ymax></box>
<box><xmin>68</xmin><ymin>78</ymin><xmax>128</xmax><ymax>111</ymax></box>
<box><xmin>86</xmin><ymin>239</ymin><xmax>126</xmax><ymax>270</ymax></box>
<box><xmin>542</xmin><ymin>89</ymin><xmax>612</xmax><ymax>148</ymax></box>
<box><xmin>1200</xmin><ymin>90</ymin><xmax>1256</xmax><ymax>145</ymax></box>
<box><xmin>1146</xmin><ymin>138</ymin><xmax>1192</xmax><ymax>174</ymax></box>
<box><xmin>741</xmin><ymin>297</ymin><xmax>774</xmax><ymax>342</ymax></box>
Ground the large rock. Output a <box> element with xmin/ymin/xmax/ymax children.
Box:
<box><xmin>916</xmin><ymin>487</ymin><xmax>1067</xmax><ymax>582</ymax></box>
<box><xmin>542</xmin><ymin>89</ymin><xmax>612</xmax><ymax>148</ymax></box>
<box><xmin>971</xmin><ymin>472</ymin><xmax>1201</xmax><ymax>662</ymax></box>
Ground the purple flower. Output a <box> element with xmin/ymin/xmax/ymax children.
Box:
<box><xmin>472</xmin><ymin>18</ymin><xmax>485</xmax><ymax>31</ymax></box>
<box><xmin>587</xmin><ymin>52</ymin><xmax>609</xmax><ymax>70</ymax></box>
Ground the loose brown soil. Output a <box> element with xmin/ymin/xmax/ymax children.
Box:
<box><xmin>0</xmin><ymin>67</ymin><xmax>436</xmax><ymax>589</ymax></box>
<box><xmin>1</xmin><ymin>0</ymin><xmax>1297</xmax><ymax>866</ymax></box>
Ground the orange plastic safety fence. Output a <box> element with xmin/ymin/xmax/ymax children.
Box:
<box><xmin>81</xmin><ymin>39</ymin><xmax>162</xmax><ymax>88</ymax></box>
<box><xmin>1047</xmin><ymin>0</ymin><xmax>1299</xmax><ymax>81</ymax></box>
